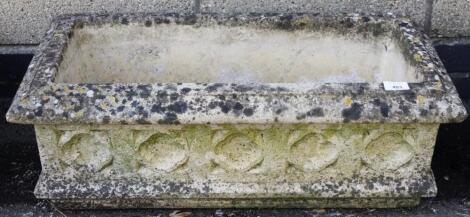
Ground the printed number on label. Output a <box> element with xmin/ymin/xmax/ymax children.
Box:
<box><xmin>383</xmin><ymin>81</ymin><xmax>410</xmax><ymax>91</ymax></box>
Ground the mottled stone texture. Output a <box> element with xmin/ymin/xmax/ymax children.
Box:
<box><xmin>34</xmin><ymin>124</ymin><xmax>438</xmax><ymax>208</ymax></box>
<box><xmin>200</xmin><ymin>0</ymin><xmax>427</xmax><ymax>28</ymax></box>
<box><xmin>432</xmin><ymin>0</ymin><xmax>470</xmax><ymax>37</ymax></box>
<box><xmin>0</xmin><ymin>0</ymin><xmax>193</xmax><ymax>44</ymax></box>
<box><xmin>6</xmin><ymin>14</ymin><xmax>467</xmax><ymax>208</ymax></box>
<box><xmin>6</xmin><ymin>14</ymin><xmax>467</xmax><ymax>125</ymax></box>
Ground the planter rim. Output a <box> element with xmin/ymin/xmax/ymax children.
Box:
<box><xmin>6</xmin><ymin>13</ymin><xmax>467</xmax><ymax>125</ymax></box>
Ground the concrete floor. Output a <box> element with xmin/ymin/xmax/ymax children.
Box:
<box><xmin>0</xmin><ymin>49</ymin><xmax>469</xmax><ymax>216</ymax></box>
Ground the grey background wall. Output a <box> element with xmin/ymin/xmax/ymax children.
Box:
<box><xmin>432</xmin><ymin>0</ymin><xmax>470</xmax><ymax>37</ymax></box>
<box><xmin>1</xmin><ymin>1</ymin><xmax>470</xmax><ymax>216</ymax></box>
<box><xmin>0</xmin><ymin>0</ymin><xmax>469</xmax><ymax>45</ymax></box>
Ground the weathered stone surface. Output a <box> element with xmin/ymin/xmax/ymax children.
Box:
<box><xmin>34</xmin><ymin>123</ymin><xmax>438</xmax><ymax>208</ymax></box>
<box><xmin>431</xmin><ymin>0</ymin><xmax>470</xmax><ymax>37</ymax></box>
<box><xmin>6</xmin><ymin>13</ymin><xmax>467</xmax><ymax>208</ymax></box>
<box><xmin>200</xmin><ymin>0</ymin><xmax>428</xmax><ymax>29</ymax></box>
<box><xmin>0</xmin><ymin>0</ymin><xmax>193</xmax><ymax>44</ymax></box>
<box><xmin>6</xmin><ymin>14</ymin><xmax>467</xmax><ymax>125</ymax></box>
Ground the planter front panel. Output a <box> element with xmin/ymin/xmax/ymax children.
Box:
<box><xmin>34</xmin><ymin>123</ymin><xmax>438</xmax><ymax>208</ymax></box>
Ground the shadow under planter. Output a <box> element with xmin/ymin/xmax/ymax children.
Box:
<box><xmin>6</xmin><ymin>13</ymin><xmax>467</xmax><ymax>209</ymax></box>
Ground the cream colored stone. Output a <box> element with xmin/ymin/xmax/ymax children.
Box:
<box><xmin>10</xmin><ymin>14</ymin><xmax>463</xmax><ymax>209</ymax></box>
<box><xmin>56</xmin><ymin>24</ymin><xmax>420</xmax><ymax>84</ymax></box>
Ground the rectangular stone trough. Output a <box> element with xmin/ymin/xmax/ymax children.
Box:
<box><xmin>6</xmin><ymin>13</ymin><xmax>467</xmax><ymax>208</ymax></box>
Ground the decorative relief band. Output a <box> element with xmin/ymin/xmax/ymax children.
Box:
<box><xmin>136</xmin><ymin>131</ymin><xmax>189</xmax><ymax>172</ymax></box>
<box><xmin>287</xmin><ymin>131</ymin><xmax>339</xmax><ymax>172</ymax></box>
<box><xmin>362</xmin><ymin>132</ymin><xmax>414</xmax><ymax>171</ymax></box>
<box><xmin>211</xmin><ymin>130</ymin><xmax>264</xmax><ymax>172</ymax></box>
<box><xmin>43</xmin><ymin>124</ymin><xmax>431</xmax><ymax>176</ymax></box>
<box><xmin>58</xmin><ymin>130</ymin><xmax>113</xmax><ymax>172</ymax></box>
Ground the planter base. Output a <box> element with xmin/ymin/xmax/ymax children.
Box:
<box><xmin>50</xmin><ymin>198</ymin><xmax>420</xmax><ymax>209</ymax></box>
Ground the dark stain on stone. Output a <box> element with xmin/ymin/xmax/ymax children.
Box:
<box><xmin>154</xmin><ymin>17</ymin><xmax>171</xmax><ymax>24</ymax></box>
<box><xmin>341</xmin><ymin>17</ymin><xmax>355</xmax><ymax>28</ymax></box>
<box><xmin>151</xmin><ymin>103</ymin><xmax>166</xmax><ymax>113</ymax></box>
<box><xmin>428</xmin><ymin>102</ymin><xmax>437</xmax><ymax>110</ymax></box>
<box><xmin>158</xmin><ymin>112</ymin><xmax>180</xmax><ymax>124</ymax></box>
<box><xmin>73</xmin><ymin>104</ymin><xmax>83</xmax><ymax>112</ymax></box>
<box><xmin>34</xmin><ymin>107</ymin><xmax>43</xmax><ymax>116</ymax></box>
<box><xmin>168</xmin><ymin>101</ymin><xmax>188</xmax><ymax>114</ymax></box>
<box><xmin>218</xmin><ymin>102</ymin><xmax>231</xmax><ymax>113</ymax></box>
<box><xmin>157</xmin><ymin>90</ymin><xmax>168</xmax><ymax>98</ymax></box>
<box><xmin>136</xmin><ymin>118</ymin><xmax>151</xmax><ymax>124</ymax></box>
<box><xmin>296</xmin><ymin>114</ymin><xmax>306</xmax><ymax>120</ymax></box>
<box><xmin>342</xmin><ymin>103</ymin><xmax>363</xmax><ymax>122</ymax></box>
<box><xmin>419</xmin><ymin>109</ymin><xmax>429</xmax><ymax>117</ymax></box>
<box><xmin>95</xmin><ymin>94</ymin><xmax>106</xmax><ymax>100</ymax></box>
<box><xmin>233</xmin><ymin>102</ymin><xmax>243</xmax><ymax>111</ymax></box>
<box><xmin>26</xmin><ymin>113</ymin><xmax>34</xmax><ymax>120</ymax></box>
<box><xmin>306</xmin><ymin>108</ymin><xmax>324</xmax><ymax>117</ymax></box>
<box><xmin>137</xmin><ymin>85</ymin><xmax>151</xmax><ymax>98</ymax></box>
<box><xmin>137</xmin><ymin>106</ymin><xmax>148</xmax><ymax>118</ymax></box>
<box><xmin>275</xmin><ymin>106</ymin><xmax>288</xmax><ymax>115</ymax></box>
<box><xmin>131</xmin><ymin>101</ymin><xmax>139</xmax><ymax>108</ymax></box>
<box><xmin>117</xmin><ymin>106</ymin><xmax>125</xmax><ymax>112</ymax></box>
<box><xmin>102</xmin><ymin>116</ymin><xmax>111</xmax><ymax>124</ymax></box>
<box><xmin>125</xmin><ymin>89</ymin><xmax>138</xmax><ymax>100</ymax></box>
<box><xmin>180</xmin><ymin>88</ymin><xmax>192</xmax><ymax>94</ymax></box>
<box><xmin>399</xmin><ymin>104</ymin><xmax>411</xmax><ymax>115</ymax></box>
<box><xmin>399</xmin><ymin>22</ymin><xmax>410</xmax><ymax>27</ymax></box>
<box><xmin>372</xmin><ymin>99</ymin><xmax>390</xmax><ymax>117</ymax></box>
<box><xmin>205</xmin><ymin>83</ymin><xmax>224</xmax><ymax>92</ymax></box>
<box><xmin>296</xmin><ymin>108</ymin><xmax>324</xmax><ymax>120</ymax></box>
<box><xmin>243</xmin><ymin>108</ymin><xmax>254</xmax><ymax>116</ymax></box>
<box><xmin>404</xmin><ymin>93</ymin><xmax>417</xmax><ymax>103</ymax></box>
<box><xmin>208</xmin><ymin>101</ymin><xmax>218</xmax><ymax>109</ymax></box>
<box><xmin>121</xmin><ymin>17</ymin><xmax>129</xmax><ymax>25</ymax></box>
<box><xmin>170</xmin><ymin>93</ymin><xmax>179</xmax><ymax>101</ymax></box>
<box><xmin>233</xmin><ymin>84</ymin><xmax>254</xmax><ymax>92</ymax></box>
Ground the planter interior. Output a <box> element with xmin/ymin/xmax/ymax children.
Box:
<box><xmin>56</xmin><ymin>23</ymin><xmax>420</xmax><ymax>84</ymax></box>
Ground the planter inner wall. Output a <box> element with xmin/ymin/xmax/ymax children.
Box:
<box><xmin>56</xmin><ymin>23</ymin><xmax>420</xmax><ymax>84</ymax></box>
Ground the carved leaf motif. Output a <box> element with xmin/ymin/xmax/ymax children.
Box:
<box><xmin>212</xmin><ymin>132</ymin><xmax>263</xmax><ymax>172</ymax></box>
<box><xmin>58</xmin><ymin>131</ymin><xmax>113</xmax><ymax>172</ymax></box>
<box><xmin>287</xmin><ymin>132</ymin><xmax>339</xmax><ymax>172</ymax></box>
<box><xmin>363</xmin><ymin>132</ymin><xmax>414</xmax><ymax>171</ymax></box>
<box><xmin>137</xmin><ymin>132</ymin><xmax>188</xmax><ymax>172</ymax></box>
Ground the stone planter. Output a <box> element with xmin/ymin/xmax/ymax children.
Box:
<box><xmin>6</xmin><ymin>13</ymin><xmax>467</xmax><ymax>208</ymax></box>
